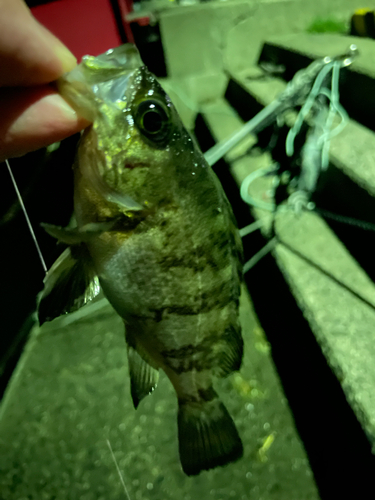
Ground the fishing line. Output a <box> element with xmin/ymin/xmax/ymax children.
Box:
<box><xmin>106</xmin><ymin>439</ymin><xmax>132</xmax><ymax>500</ymax></box>
<box><xmin>243</xmin><ymin>236</ymin><xmax>277</xmax><ymax>274</ymax></box>
<box><xmin>241</xmin><ymin>209</ymin><xmax>375</xmax><ymax>312</ymax></box>
<box><xmin>314</xmin><ymin>207</ymin><xmax>375</xmax><ymax>232</ymax></box>
<box><xmin>5</xmin><ymin>159</ymin><xmax>47</xmax><ymax>274</ymax></box>
<box><xmin>239</xmin><ymin>219</ymin><xmax>264</xmax><ymax>237</ymax></box>
<box><xmin>285</xmin><ymin>60</ymin><xmax>335</xmax><ymax>158</ymax></box>
<box><xmin>242</xmin><ymin>208</ymin><xmax>295</xmax><ymax>274</ymax></box>
<box><xmin>285</xmin><ymin>58</ymin><xmax>349</xmax><ymax>174</ymax></box>
<box><xmin>240</xmin><ymin>57</ymin><xmax>350</xmax><ymax>217</ymax></box>
<box><xmin>240</xmin><ymin>165</ymin><xmax>278</xmax><ymax>211</ymax></box>
<box><xmin>277</xmin><ymin>236</ymin><xmax>375</xmax><ymax>312</ymax></box>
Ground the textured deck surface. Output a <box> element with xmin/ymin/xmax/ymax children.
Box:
<box><xmin>202</xmin><ymin>93</ymin><xmax>375</xmax><ymax>448</ymax></box>
<box><xmin>0</xmin><ymin>288</ymin><xmax>318</xmax><ymax>500</ymax></box>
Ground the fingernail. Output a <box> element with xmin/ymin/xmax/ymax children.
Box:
<box><xmin>57</xmin><ymin>98</ymin><xmax>78</xmax><ymax>118</ymax></box>
<box><xmin>49</xmin><ymin>93</ymin><xmax>78</xmax><ymax>119</ymax></box>
<box><xmin>54</xmin><ymin>44</ymin><xmax>77</xmax><ymax>73</ymax></box>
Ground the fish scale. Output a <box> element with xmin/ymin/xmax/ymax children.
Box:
<box><xmin>38</xmin><ymin>44</ymin><xmax>244</xmax><ymax>476</ymax></box>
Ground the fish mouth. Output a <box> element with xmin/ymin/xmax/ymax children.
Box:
<box><xmin>57</xmin><ymin>44</ymin><xmax>143</xmax><ymax>121</ymax></box>
<box><xmin>57</xmin><ymin>45</ymin><xmax>146</xmax><ymax>212</ymax></box>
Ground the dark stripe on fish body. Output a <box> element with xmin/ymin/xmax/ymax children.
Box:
<box><xmin>157</xmin><ymin>246</ymin><xmax>225</xmax><ymax>273</ymax></box>
<box><xmin>162</xmin><ymin>323</ymin><xmax>241</xmax><ymax>354</ymax></box>
<box><xmin>163</xmin><ymin>355</ymin><xmax>212</xmax><ymax>373</ymax></box>
<box><xmin>161</xmin><ymin>324</ymin><xmax>242</xmax><ymax>374</ymax></box>
<box><xmin>150</xmin><ymin>293</ymin><xmax>239</xmax><ymax>322</ymax></box>
<box><xmin>207</xmin><ymin>228</ymin><xmax>244</xmax><ymax>279</ymax></box>
<box><xmin>179</xmin><ymin>387</ymin><xmax>217</xmax><ymax>405</ymax></box>
<box><xmin>157</xmin><ymin>254</ymin><xmax>208</xmax><ymax>273</ymax></box>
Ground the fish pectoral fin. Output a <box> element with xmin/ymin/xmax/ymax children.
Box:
<box><xmin>41</xmin><ymin>221</ymin><xmax>116</xmax><ymax>244</ymax></box>
<box><xmin>104</xmin><ymin>192</ymin><xmax>144</xmax><ymax>212</ymax></box>
<box><xmin>38</xmin><ymin>246</ymin><xmax>100</xmax><ymax>325</ymax></box>
<box><xmin>127</xmin><ymin>345</ymin><xmax>159</xmax><ymax>409</ymax></box>
<box><xmin>178</xmin><ymin>390</ymin><xmax>243</xmax><ymax>476</ymax></box>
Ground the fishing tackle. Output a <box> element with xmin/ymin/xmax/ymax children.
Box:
<box><xmin>238</xmin><ymin>46</ymin><xmax>358</xmax><ymax>271</ymax></box>
<box><xmin>204</xmin><ymin>45</ymin><xmax>357</xmax><ymax>167</ymax></box>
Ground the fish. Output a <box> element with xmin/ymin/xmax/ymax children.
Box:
<box><xmin>38</xmin><ymin>44</ymin><xmax>244</xmax><ymax>476</ymax></box>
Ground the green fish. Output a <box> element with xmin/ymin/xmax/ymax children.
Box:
<box><xmin>39</xmin><ymin>45</ymin><xmax>244</xmax><ymax>476</ymax></box>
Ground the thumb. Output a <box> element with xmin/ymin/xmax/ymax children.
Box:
<box><xmin>0</xmin><ymin>0</ymin><xmax>77</xmax><ymax>87</ymax></box>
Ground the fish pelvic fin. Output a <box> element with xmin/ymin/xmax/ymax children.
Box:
<box><xmin>177</xmin><ymin>389</ymin><xmax>243</xmax><ymax>476</ymax></box>
<box><xmin>127</xmin><ymin>345</ymin><xmax>159</xmax><ymax>409</ymax></box>
<box><xmin>38</xmin><ymin>246</ymin><xmax>100</xmax><ymax>325</ymax></box>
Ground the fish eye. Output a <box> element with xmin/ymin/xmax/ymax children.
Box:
<box><xmin>135</xmin><ymin>99</ymin><xmax>170</xmax><ymax>146</ymax></box>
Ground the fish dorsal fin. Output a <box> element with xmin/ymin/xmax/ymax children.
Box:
<box><xmin>38</xmin><ymin>246</ymin><xmax>100</xmax><ymax>325</ymax></box>
<box><xmin>127</xmin><ymin>345</ymin><xmax>159</xmax><ymax>409</ymax></box>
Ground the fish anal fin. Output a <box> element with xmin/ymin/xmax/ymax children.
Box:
<box><xmin>38</xmin><ymin>246</ymin><xmax>100</xmax><ymax>325</ymax></box>
<box><xmin>178</xmin><ymin>390</ymin><xmax>243</xmax><ymax>476</ymax></box>
<box><xmin>127</xmin><ymin>346</ymin><xmax>159</xmax><ymax>409</ymax></box>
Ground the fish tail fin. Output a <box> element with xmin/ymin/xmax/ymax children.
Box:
<box><xmin>177</xmin><ymin>390</ymin><xmax>243</xmax><ymax>476</ymax></box>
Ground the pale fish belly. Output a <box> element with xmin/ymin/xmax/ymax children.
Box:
<box><xmin>86</xmin><ymin>221</ymin><xmax>241</xmax><ymax>357</ymax></box>
<box><xmin>86</xmin><ymin>208</ymin><xmax>243</xmax><ymax>476</ymax></box>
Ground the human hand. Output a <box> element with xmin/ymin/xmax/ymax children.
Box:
<box><xmin>0</xmin><ymin>0</ymin><xmax>91</xmax><ymax>162</ymax></box>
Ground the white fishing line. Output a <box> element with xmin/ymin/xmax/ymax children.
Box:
<box><xmin>204</xmin><ymin>99</ymin><xmax>281</xmax><ymax>166</ymax></box>
<box><xmin>239</xmin><ymin>219</ymin><xmax>264</xmax><ymax>238</ymax></box>
<box><xmin>241</xmin><ymin>55</ymin><xmax>350</xmax><ymax>219</ymax></box>
<box><xmin>5</xmin><ymin>159</ymin><xmax>47</xmax><ymax>274</ymax></box>
<box><xmin>106</xmin><ymin>439</ymin><xmax>132</xmax><ymax>500</ymax></box>
<box><xmin>243</xmin><ymin>236</ymin><xmax>277</xmax><ymax>274</ymax></box>
<box><xmin>241</xmin><ymin>207</ymin><xmax>301</xmax><ymax>274</ymax></box>
<box><xmin>285</xmin><ymin>59</ymin><xmax>349</xmax><ymax>172</ymax></box>
<box><xmin>285</xmin><ymin>60</ymin><xmax>335</xmax><ymax>158</ymax></box>
<box><xmin>318</xmin><ymin>61</ymin><xmax>349</xmax><ymax>170</ymax></box>
<box><xmin>240</xmin><ymin>166</ymin><xmax>277</xmax><ymax>212</ymax></box>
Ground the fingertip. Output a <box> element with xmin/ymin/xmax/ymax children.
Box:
<box><xmin>0</xmin><ymin>0</ymin><xmax>78</xmax><ymax>86</ymax></box>
<box><xmin>34</xmin><ymin>19</ymin><xmax>77</xmax><ymax>75</ymax></box>
<box><xmin>54</xmin><ymin>44</ymin><xmax>77</xmax><ymax>74</ymax></box>
<box><xmin>0</xmin><ymin>88</ymin><xmax>91</xmax><ymax>161</ymax></box>
<box><xmin>42</xmin><ymin>93</ymin><xmax>91</xmax><ymax>127</ymax></box>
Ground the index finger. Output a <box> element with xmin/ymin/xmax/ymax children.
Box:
<box><xmin>0</xmin><ymin>0</ymin><xmax>77</xmax><ymax>87</ymax></box>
